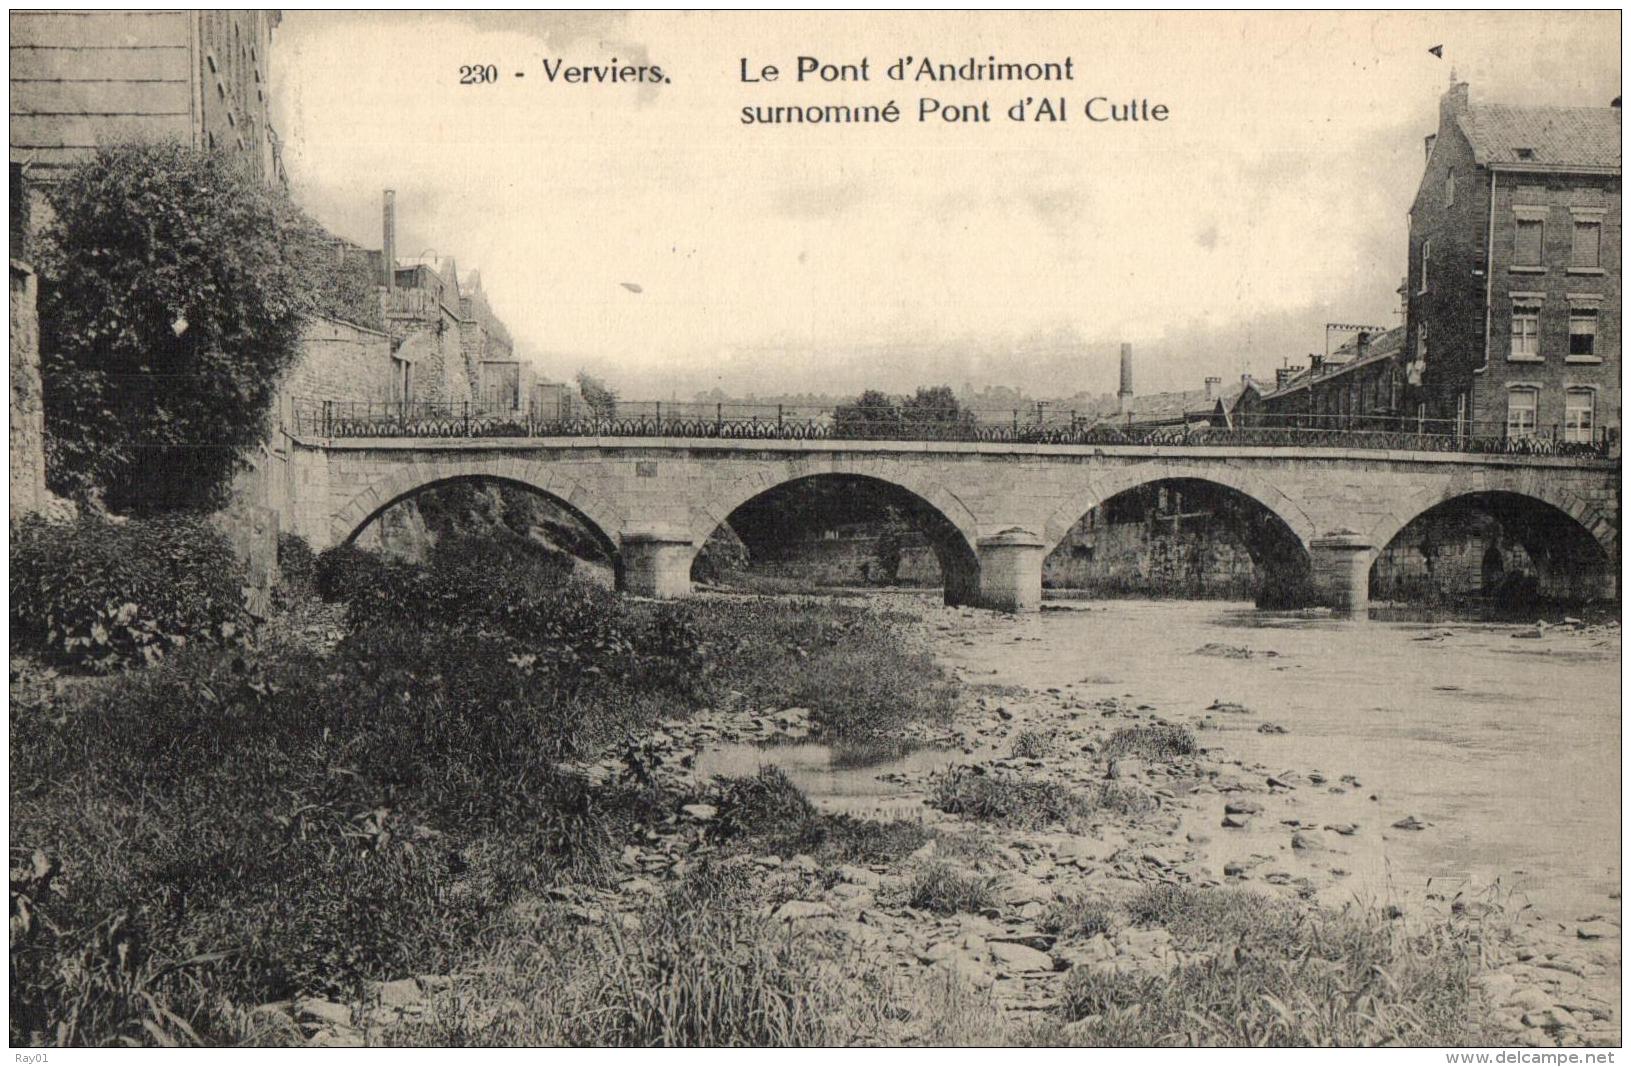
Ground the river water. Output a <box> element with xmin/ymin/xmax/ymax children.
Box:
<box><xmin>698</xmin><ymin>595</ymin><xmax>1621</xmax><ymax>926</ymax></box>
<box><xmin>945</xmin><ymin>599</ymin><xmax>1622</xmax><ymax>924</ymax></box>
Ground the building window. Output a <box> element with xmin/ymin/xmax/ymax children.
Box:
<box><xmin>392</xmin><ymin>357</ymin><xmax>413</xmax><ymax>404</ymax></box>
<box><xmin>1418</xmin><ymin>239</ymin><xmax>1431</xmax><ymax>292</ymax></box>
<box><xmin>1506</xmin><ymin>388</ymin><xmax>1539</xmax><ymax>439</ymax></box>
<box><xmin>1569</xmin><ymin>308</ymin><xmax>1598</xmax><ymax>357</ymax></box>
<box><xmin>1514</xmin><ymin>218</ymin><xmax>1544</xmax><ymax>267</ymax></box>
<box><xmin>1510</xmin><ymin>304</ymin><xmax>1541</xmax><ymax>359</ymax></box>
<box><xmin>1564</xmin><ymin>389</ymin><xmax>1595</xmax><ymax>444</ymax></box>
<box><xmin>1571</xmin><ymin>219</ymin><xmax>1602</xmax><ymax>268</ymax></box>
<box><xmin>1444</xmin><ymin>172</ymin><xmax>1455</xmax><ymax>206</ymax></box>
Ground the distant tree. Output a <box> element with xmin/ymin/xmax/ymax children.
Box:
<box><xmin>37</xmin><ymin>142</ymin><xmax>323</xmax><ymax>512</ymax></box>
<box><xmin>900</xmin><ymin>385</ymin><xmax>977</xmax><ymax>438</ymax></box>
<box><xmin>577</xmin><ymin>371</ymin><xmax>619</xmax><ymax>419</ymax></box>
<box><xmin>833</xmin><ymin>389</ymin><xmax>900</xmax><ymax>439</ymax></box>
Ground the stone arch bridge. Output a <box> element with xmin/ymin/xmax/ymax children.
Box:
<box><xmin>278</xmin><ymin>435</ymin><xmax>1619</xmax><ymax>612</ymax></box>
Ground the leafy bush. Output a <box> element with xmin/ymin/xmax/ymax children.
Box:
<box><xmin>8</xmin><ymin>623</ymin><xmax>670</xmax><ymax>1044</ymax></box>
<box><xmin>273</xmin><ymin>532</ymin><xmax>317</xmax><ymax>605</ymax></box>
<box><xmin>9</xmin><ymin>513</ymin><xmax>248</xmax><ymax>672</ymax></box>
<box><xmin>37</xmin><ymin>142</ymin><xmax>330</xmax><ymax>511</ymax></box>
<box><xmin>688</xmin><ymin>597</ymin><xmax>957</xmax><ymax>744</ymax></box>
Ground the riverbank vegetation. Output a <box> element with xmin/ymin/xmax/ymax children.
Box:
<box><xmin>11</xmin><ymin>522</ymin><xmax>1509</xmax><ymax>1048</ymax></box>
<box><xmin>8</xmin><ymin>531</ymin><xmax>957</xmax><ymax>1046</ymax></box>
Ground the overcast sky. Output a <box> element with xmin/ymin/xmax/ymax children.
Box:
<box><xmin>270</xmin><ymin>11</ymin><xmax>1620</xmax><ymax>400</ymax></box>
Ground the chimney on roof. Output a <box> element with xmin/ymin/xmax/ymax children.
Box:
<box><xmin>1118</xmin><ymin>343</ymin><xmax>1134</xmax><ymax>414</ymax></box>
<box><xmin>1276</xmin><ymin>366</ymin><xmax>1302</xmax><ymax>389</ymax></box>
<box><xmin>1204</xmin><ymin>376</ymin><xmax>1221</xmax><ymax>401</ymax></box>
<box><xmin>1445</xmin><ymin>81</ymin><xmax>1469</xmax><ymax>116</ymax></box>
<box><xmin>382</xmin><ymin>189</ymin><xmax>397</xmax><ymax>291</ymax></box>
<box><xmin>1310</xmin><ymin>354</ymin><xmax>1325</xmax><ymax>376</ymax></box>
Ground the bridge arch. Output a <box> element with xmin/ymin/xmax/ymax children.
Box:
<box><xmin>1364</xmin><ymin>475</ymin><xmax>1617</xmax><ymax>604</ymax></box>
<box><xmin>1039</xmin><ymin>465</ymin><xmax>1319</xmax><ymax>607</ymax></box>
<box><xmin>1042</xmin><ymin>463</ymin><xmax>1318</xmax><ymax>552</ymax></box>
<box><xmin>329</xmin><ymin>458</ymin><xmax>626</xmax><ymax>563</ymax></box>
<box><xmin>1364</xmin><ymin>472</ymin><xmax>1617</xmax><ymax>563</ymax></box>
<box><xmin>690</xmin><ymin>462</ymin><xmax>982</xmax><ymax>605</ymax></box>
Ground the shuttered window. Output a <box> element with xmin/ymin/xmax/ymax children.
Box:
<box><xmin>1571</xmin><ymin>220</ymin><xmax>1602</xmax><ymax>268</ymax></box>
<box><xmin>1514</xmin><ymin>219</ymin><xmax>1544</xmax><ymax>266</ymax></box>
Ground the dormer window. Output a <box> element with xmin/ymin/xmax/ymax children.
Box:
<box><xmin>1515</xmin><ymin>147</ymin><xmax>1535</xmax><ymax>160</ymax></box>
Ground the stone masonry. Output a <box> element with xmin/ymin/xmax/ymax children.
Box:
<box><xmin>9</xmin><ymin>258</ymin><xmax>45</xmax><ymax>518</ymax></box>
<box><xmin>277</xmin><ymin>436</ymin><xmax>1619</xmax><ymax>613</ymax></box>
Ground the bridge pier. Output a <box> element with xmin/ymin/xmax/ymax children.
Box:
<box><xmin>1308</xmin><ymin>530</ymin><xmax>1374</xmax><ymax>615</ymax></box>
<box><xmin>977</xmin><ymin>528</ymin><xmax>1047</xmax><ymax>613</ymax></box>
<box><xmin>620</xmin><ymin>527</ymin><xmax>697</xmax><ymax>599</ymax></box>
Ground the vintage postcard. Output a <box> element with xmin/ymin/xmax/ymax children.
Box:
<box><xmin>8</xmin><ymin>8</ymin><xmax>1622</xmax><ymax>1053</ymax></box>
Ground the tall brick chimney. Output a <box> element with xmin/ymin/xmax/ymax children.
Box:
<box><xmin>1204</xmin><ymin>376</ymin><xmax>1221</xmax><ymax>401</ymax></box>
<box><xmin>382</xmin><ymin>189</ymin><xmax>397</xmax><ymax>291</ymax></box>
<box><xmin>1118</xmin><ymin>343</ymin><xmax>1133</xmax><ymax>414</ymax></box>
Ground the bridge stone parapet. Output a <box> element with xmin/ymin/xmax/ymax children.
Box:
<box><xmin>283</xmin><ymin>434</ymin><xmax>1619</xmax><ymax>612</ymax></box>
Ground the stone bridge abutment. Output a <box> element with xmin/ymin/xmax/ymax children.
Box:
<box><xmin>282</xmin><ymin>436</ymin><xmax>1619</xmax><ymax>613</ymax></box>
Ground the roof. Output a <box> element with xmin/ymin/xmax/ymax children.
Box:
<box><xmin>1091</xmin><ymin>388</ymin><xmax>1208</xmax><ymax>427</ymax></box>
<box><xmin>1262</xmin><ymin>326</ymin><xmax>1405</xmax><ymax>400</ymax></box>
<box><xmin>1456</xmin><ymin>103</ymin><xmax>1621</xmax><ymax>171</ymax></box>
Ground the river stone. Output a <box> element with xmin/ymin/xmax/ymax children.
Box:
<box><xmin>295</xmin><ymin>998</ymin><xmax>353</xmax><ymax>1028</ymax></box>
<box><xmin>1221</xmin><ymin>814</ymin><xmax>1250</xmax><ymax>829</ymax></box>
<box><xmin>680</xmin><ymin>803</ymin><xmax>717</xmax><ymax>821</ymax></box>
<box><xmin>1577</xmin><ymin>921</ymin><xmax>1615</xmax><ymax>940</ymax></box>
<box><xmin>1506</xmin><ymin>986</ymin><xmax>1554</xmax><ymax>1012</ymax></box>
<box><xmin>835</xmin><ymin>864</ymin><xmax>881</xmax><ymax>887</ymax></box>
<box><xmin>994</xmin><ymin>874</ymin><xmax>1052</xmax><ymax>906</ymax></box>
<box><xmin>1291</xmin><ymin>830</ymin><xmax>1326</xmax><ymax>852</ymax></box>
<box><xmin>374</xmin><ymin>978</ymin><xmax>422</xmax><ymax>1009</ymax></box>
<box><xmin>1224</xmin><ymin>800</ymin><xmax>1262</xmax><ymax>815</ymax></box>
<box><xmin>773</xmin><ymin>900</ymin><xmax>834</xmax><ymax>922</ymax></box>
<box><xmin>989</xmin><ymin>941</ymin><xmax>1054</xmax><ymax>973</ymax></box>
<box><xmin>1053</xmin><ymin>837</ymin><xmax>1100</xmax><ymax>865</ymax></box>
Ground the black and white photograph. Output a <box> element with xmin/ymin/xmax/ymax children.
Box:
<box><xmin>6</xmin><ymin>7</ymin><xmax>1623</xmax><ymax>1051</ymax></box>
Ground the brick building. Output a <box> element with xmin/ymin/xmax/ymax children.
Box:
<box><xmin>1403</xmin><ymin>82</ymin><xmax>1620</xmax><ymax>444</ymax></box>
<box><xmin>1250</xmin><ymin>326</ymin><xmax>1407</xmax><ymax>428</ymax></box>
<box><xmin>11</xmin><ymin>10</ymin><xmax>284</xmax><ymax>187</ymax></box>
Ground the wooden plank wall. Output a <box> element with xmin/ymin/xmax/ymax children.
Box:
<box><xmin>10</xmin><ymin>10</ymin><xmax>193</xmax><ymax>172</ymax></box>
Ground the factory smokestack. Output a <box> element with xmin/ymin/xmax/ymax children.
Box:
<box><xmin>1118</xmin><ymin>342</ymin><xmax>1134</xmax><ymax>414</ymax></box>
<box><xmin>382</xmin><ymin>189</ymin><xmax>397</xmax><ymax>291</ymax></box>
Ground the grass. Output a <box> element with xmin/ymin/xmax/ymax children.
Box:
<box><xmin>1040</xmin><ymin>894</ymin><xmax>1116</xmax><ymax>940</ymax></box>
<box><xmin>929</xmin><ymin>767</ymin><xmax>1089</xmax><ymax>828</ymax></box>
<box><xmin>1054</xmin><ymin>888</ymin><xmax>1491</xmax><ymax>1046</ymax></box>
<box><xmin>379</xmin><ymin>862</ymin><xmax>897</xmax><ymax>1047</ymax></box>
<box><xmin>9</xmin><ymin>540</ymin><xmax>960</xmax><ymax>1048</ymax></box>
<box><xmin>1010</xmin><ymin>728</ymin><xmax>1058</xmax><ymax>759</ymax></box>
<box><xmin>903</xmin><ymin>860</ymin><xmax>999</xmax><ymax>915</ymax></box>
<box><xmin>687</xmin><ymin>595</ymin><xmax>959</xmax><ymax>746</ymax></box>
<box><xmin>1101</xmin><ymin>724</ymin><xmax>1199</xmax><ymax>761</ymax></box>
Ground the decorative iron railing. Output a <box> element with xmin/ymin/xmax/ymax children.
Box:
<box><xmin>288</xmin><ymin>399</ymin><xmax>1618</xmax><ymax>460</ymax></box>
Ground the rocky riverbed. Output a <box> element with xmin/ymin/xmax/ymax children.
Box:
<box><xmin>285</xmin><ymin>596</ymin><xmax>1620</xmax><ymax>1047</ymax></box>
